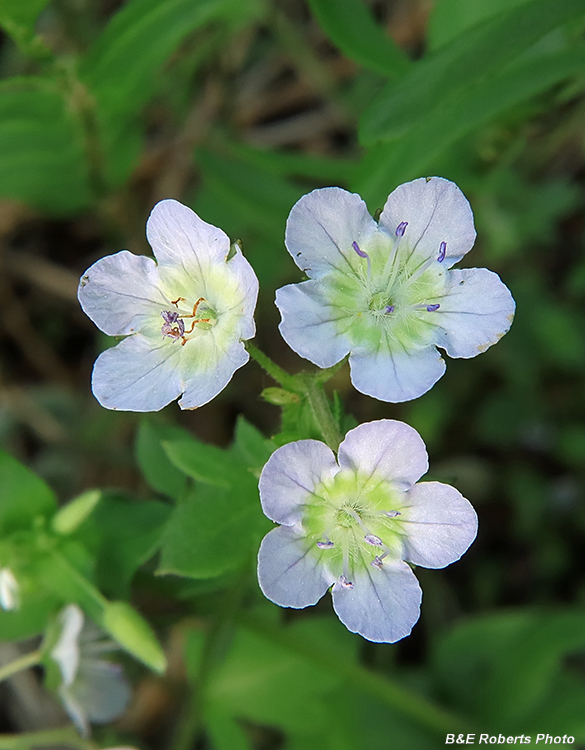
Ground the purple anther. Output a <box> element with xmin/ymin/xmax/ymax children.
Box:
<box><xmin>352</xmin><ymin>241</ymin><xmax>368</xmax><ymax>258</ymax></box>
<box><xmin>371</xmin><ymin>556</ymin><xmax>384</xmax><ymax>570</ymax></box>
<box><xmin>161</xmin><ymin>310</ymin><xmax>185</xmax><ymax>340</ymax></box>
<box><xmin>384</xmin><ymin>510</ymin><xmax>401</xmax><ymax>518</ymax></box>
<box><xmin>161</xmin><ymin>310</ymin><xmax>180</xmax><ymax>324</ymax></box>
<box><xmin>317</xmin><ymin>540</ymin><xmax>334</xmax><ymax>549</ymax></box>
<box><xmin>339</xmin><ymin>575</ymin><xmax>354</xmax><ymax>590</ymax></box>
<box><xmin>438</xmin><ymin>241</ymin><xmax>447</xmax><ymax>263</ymax></box>
<box><xmin>385</xmin><ymin>305</ymin><xmax>395</xmax><ymax>314</ymax></box>
<box><xmin>395</xmin><ymin>221</ymin><xmax>408</xmax><ymax>237</ymax></box>
<box><xmin>365</xmin><ymin>534</ymin><xmax>383</xmax><ymax>547</ymax></box>
<box><xmin>426</xmin><ymin>304</ymin><xmax>440</xmax><ymax>312</ymax></box>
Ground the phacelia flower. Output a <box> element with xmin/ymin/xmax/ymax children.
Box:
<box><xmin>49</xmin><ymin>604</ymin><xmax>130</xmax><ymax>737</ymax></box>
<box><xmin>276</xmin><ymin>178</ymin><xmax>515</xmax><ymax>402</ymax></box>
<box><xmin>257</xmin><ymin>420</ymin><xmax>477</xmax><ymax>643</ymax></box>
<box><xmin>78</xmin><ymin>199</ymin><xmax>258</xmax><ymax>411</ymax></box>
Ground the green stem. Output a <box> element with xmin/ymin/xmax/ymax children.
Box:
<box><xmin>245</xmin><ymin>341</ymin><xmax>298</xmax><ymax>391</ymax></box>
<box><xmin>0</xmin><ymin>727</ymin><xmax>93</xmax><ymax>750</ymax></box>
<box><xmin>301</xmin><ymin>374</ymin><xmax>343</xmax><ymax>452</ymax></box>
<box><xmin>0</xmin><ymin>649</ymin><xmax>42</xmax><ymax>683</ymax></box>
<box><xmin>238</xmin><ymin>612</ymin><xmax>475</xmax><ymax>737</ymax></box>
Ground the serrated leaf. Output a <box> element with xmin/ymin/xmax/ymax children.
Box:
<box><xmin>355</xmin><ymin>43</ymin><xmax>585</xmax><ymax>206</ymax></box>
<box><xmin>306</xmin><ymin>0</ymin><xmax>409</xmax><ymax>78</ymax></box>
<box><xmin>0</xmin><ymin>81</ymin><xmax>91</xmax><ymax>213</ymax></box>
<box><xmin>360</xmin><ymin>0</ymin><xmax>585</xmax><ymax>145</ymax></box>
<box><xmin>232</xmin><ymin>416</ymin><xmax>275</xmax><ymax>473</ymax></box>
<box><xmin>0</xmin><ymin>448</ymin><xmax>57</xmax><ymax>534</ymax></box>
<box><xmin>0</xmin><ymin>0</ymin><xmax>51</xmax><ymax>47</ymax></box>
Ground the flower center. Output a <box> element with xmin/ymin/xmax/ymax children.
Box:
<box><xmin>161</xmin><ymin>296</ymin><xmax>217</xmax><ymax>345</ymax></box>
<box><xmin>304</xmin><ymin>470</ymin><xmax>407</xmax><ymax>587</ymax></box>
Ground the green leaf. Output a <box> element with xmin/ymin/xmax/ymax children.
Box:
<box><xmin>136</xmin><ymin>419</ymin><xmax>189</xmax><ymax>499</ymax></box>
<box><xmin>0</xmin><ymin>448</ymin><xmax>57</xmax><ymax>534</ymax></box>
<box><xmin>101</xmin><ymin>600</ymin><xmax>167</xmax><ymax>674</ymax></box>
<box><xmin>163</xmin><ymin>438</ymin><xmax>236</xmax><ymax>489</ymax></box>
<box><xmin>0</xmin><ymin>80</ymin><xmax>91</xmax><ymax>213</ymax></box>
<box><xmin>427</xmin><ymin>0</ymin><xmax>531</xmax><ymax>51</ymax></box>
<box><xmin>158</xmin><ymin>481</ymin><xmax>264</xmax><ymax>579</ymax></box>
<box><xmin>232</xmin><ymin>416</ymin><xmax>275</xmax><ymax>474</ymax></box>
<box><xmin>73</xmin><ymin>493</ymin><xmax>171</xmax><ymax>598</ymax></box>
<box><xmin>359</xmin><ymin>0</ymin><xmax>585</xmax><ymax>144</ymax></box>
<box><xmin>355</xmin><ymin>43</ymin><xmax>585</xmax><ymax>206</ymax></box>
<box><xmin>0</xmin><ymin>0</ymin><xmax>51</xmax><ymax>48</ymax></box>
<box><xmin>306</xmin><ymin>0</ymin><xmax>409</xmax><ymax>78</ymax></box>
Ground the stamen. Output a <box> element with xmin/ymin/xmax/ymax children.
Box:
<box><xmin>352</xmin><ymin>240</ymin><xmax>371</xmax><ymax>283</ymax></box>
<box><xmin>364</xmin><ymin>534</ymin><xmax>383</xmax><ymax>547</ymax></box>
<box><xmin>426</xmin><ymin>304</ymin><xmax>440</xmax><ymax>312</ymax></box>
<box><xmin>385</xmin><ymin>305</ymin><xmax>395</xmax><ymax>314</ymax></box>
<box><xmin>438</xmin><ymin>241</ymin><xmax>447</xmax><ymax>263</ymax></box>
<box><xmin>338</xmin><ymin>574</ymin><xmax>354</xmax><ymax>589</ymax></box>
<box><xmin>395</xmin><ymin>221</ymin><xmax>408</xmax><ymax>237</ymax></box>
<box><xmin>317</xmin><ymin>540</ymin><xmax>334</xmax><ymax>549</ymax></box>
<box><xmin>371</xmin><ymin>552</ymin><xmax>389</xmax><ymax>570</ymax></box>
<box><xmin>384</xmin><ymin>510</ymin><xmax>401</xmax><ymax>518</ymax></box>
<box><xmin>161</xmin><ymin>311</ymin><xmax>185</xmax><ymax>341</ymax></box>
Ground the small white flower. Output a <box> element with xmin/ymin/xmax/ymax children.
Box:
<box><xmin>257</xmin><ymin>420</ymin><xmax>478</xmax><ymax>643</ymax></box>
<box><xmin>78</xmin><ymin>199</ymin><xmax>259</xmax><ymax>411</ymax></box>
<box><xmin>50</xmin><ymin>604</ymin><xmax>130</xmax><ymax>737</ymax></box>
<box><xmin>276</xmin><ymin>178</ymin><xmax>515</xmax><ymax>402</ymax></box>
<box><xmin>0</xmin><ymin>567</ymin><xmax>19</xmax><ymax>611</ymax></box>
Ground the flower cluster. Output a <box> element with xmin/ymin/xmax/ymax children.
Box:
<box><xmin>257</xmin><ymin>420</ymin><xmax>477</xmax><ymax>643</ymax></box>
<box><xmin>78</xmin><ymin>199</ymin><xmax>258</xmax><ymax>411</ymax></box>
<box><xmin>276</xmin><ymin>178</ymin><xmax>515</xmax><ymax>402</ymax></box>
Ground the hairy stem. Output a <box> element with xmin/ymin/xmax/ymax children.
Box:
<box><xmin>0</xmin><ymin>650</ymin><xmax>42</xmax><ymax>684</ymax></box>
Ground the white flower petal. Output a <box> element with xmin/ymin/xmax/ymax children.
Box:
<box><xmin>259</xmin><ymin>440</ymin><xmax>338</xmax><ymax>525</ymax></box>
<box><xmin>338</xmin><ymin>420</ymin><xmax>428</xmax><ymax>488</ymax></box>
<box><xmin>225</xmin><ymin>249</ymin><xmax>260</xmax><ymax>341</ymax></box>
<box><xmin>379</xmin><ymin>177</ymin><xmax>476</xmax><ymax>267</ymax></box>
<box><xmin>73</xmin><ymin>660</ymin><xmax>130</xmax><ymax>724</ymax></box>
<box><xmin>257</xmin><ymin>526</ymin><xmax>334</xmax><ymax>608</ymax></box>
<box><xmin>432</xmin><ymin>268</ymin><xmax>516</xmax><ymax>359</ymax></box>
<box><xmin>59</xmin><ymin>685</ymin><xmax>90</xmax><ymax>737</ymax></box>
<box><xmin>332</xmin><ymin>559</ymin><xmax>422</xmax><ymax>643</ymax></box>
<box><xmin>178</xmin><ymin>338</ymin><xmax>249</xmax><ymax>409</ymax></box>
<box><xmin>276</xmin><ymin>281</ymin><xmax>351</xmax><ymax>368</ymax></box>
<box><xmin>146</xmin><ymin>199</ymin><xmax>230</xmax><ymax>271</ymax></box>
<box><xmin>285</xmin><ymin>187</ymin><xmax>378</xmax><ymax>279</ymax></box>
<box><xmin>349</xmin><ymin>343</ymin><xmax>446</xmax><ymax>403</ymax></box>
<box><xmin>92</xmin><ymin>335</ymin><xmax>183</xmax><ymax>412</ymax></box>
<box><xmin>78</xmin><ymin>251</ymin><xmax>164</xmax><ymax>336</ymax></box>
<box><xmin>51</xmin><ymin>604</ymin><xmax>84</xmax><ymax>687</ymax></box>
<box><xmin>401</xmin><ymin>482</ymin><xmax>478</xmax><ymax>569</ymax></box>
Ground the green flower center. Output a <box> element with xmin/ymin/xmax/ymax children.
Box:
<box><xmin>327</xmin><ymin>229</ymin><xmax>449</xmax><ymax>351</ymax></box>
<box><xmin>304</xmin><ymin>469</ymin><xmax>408</xmax><ymax>582</ymax></box>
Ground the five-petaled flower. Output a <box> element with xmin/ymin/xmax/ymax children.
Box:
<box><xmin>49</xmin><ymin>604</ymin><xmax>130</xmax><ymax>737</ymax></box>
<box><xmin>78</xmin><ymin>199</ymin><xmax>258</xmax><ymax>411</ymax></box>
<box><xmin>257</xmin><ymin>420</ymin><xmax>477</xmax><ymax>643</ymax></box>
<box><xmin>276</xmin><ymin>178</ymin><xmax>515</xmax><ymax>402</ymax></box>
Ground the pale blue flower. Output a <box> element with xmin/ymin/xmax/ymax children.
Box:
<box><xmin>78</xmin><ymin>199</ymin><xmax>258</xmax><ymax>411</ymax></box>
<box><xmin>257</xmin><ymin>420</ymin><xmax>477</xmax><ymax>643</ymax></box>
<box><xmin>276</xmin><ymin>178</ymin><xmax>515</xmax><ymax>402</ymax></box>
<box><xmin>50</xmin><ymin>604</ymin><xmax>130</xmax><ymax>737</ymax></box>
